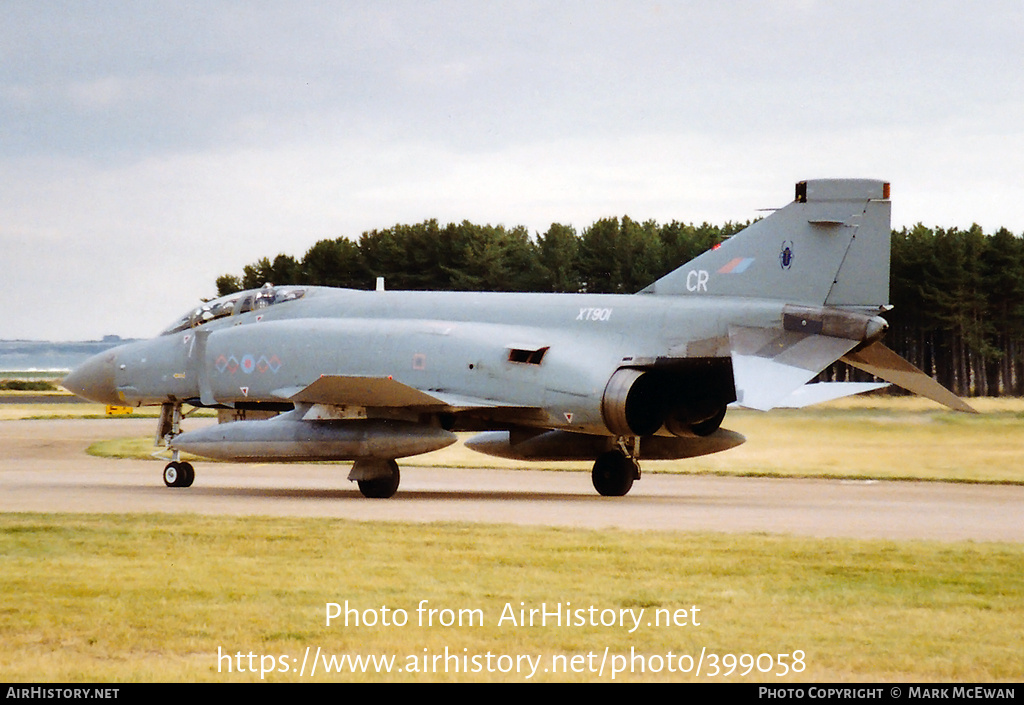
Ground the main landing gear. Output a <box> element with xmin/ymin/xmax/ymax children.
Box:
<box><xmin>350</xmin><ymin>458</ymin><xmax>401</xmax><ymax>499</ymax></box>
<box><xmin>591</xmin><ymin>439</ymin><xmax>641</xmax><ymax>497</ymax></box>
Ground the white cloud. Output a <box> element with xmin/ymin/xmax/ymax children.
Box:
<box><xmin>3</xmin><ymin>1</ymin><xmax>1024</xmax><ymax>339</ymax></box>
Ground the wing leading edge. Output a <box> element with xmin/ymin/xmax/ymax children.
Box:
<box><xmin>279</xmin><ymin>374</ymin><xmax>541</xmax><ymax>413</ymax></box>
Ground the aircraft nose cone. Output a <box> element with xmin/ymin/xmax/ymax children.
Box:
<box><xmin>63</xmin><ymin>351</ymin><xmax>120</xmax><ymax>405</ymax></box>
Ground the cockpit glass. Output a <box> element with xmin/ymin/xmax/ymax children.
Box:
<box><xmin>161</xmin><ymin>285</ymin><xmax>306</xmax><ymax>335</ymax></box>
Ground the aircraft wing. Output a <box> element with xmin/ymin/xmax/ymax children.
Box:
<box><xmin>284</xmin><ymin>375</ymin><xmax>448</xmax><ymax>407</ymax></box>
<box><xmin>728</xmin><ymin>326</ymin><xmax>861</xmax><ymax>411</ymax></box>
<box><xmin>278</xmin><ymin>375</ymin><xmax>539</xmax><ymax>413</ymax></box>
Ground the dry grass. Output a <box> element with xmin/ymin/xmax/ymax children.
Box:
<box><xmin>679</xmin><ymin>402</ymin><xmax>1024</xmax><ymax>483</ymax></box>
<box><xmin>1</xmin><ymin>513</ymin><xmax>1021</xmax><ymax>682</ymax></box>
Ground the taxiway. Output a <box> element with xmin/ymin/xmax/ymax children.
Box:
<box><xmin>3</xmin><ymin>418</ymin><xmax>1023</xmax><ymax>542</ymax></box>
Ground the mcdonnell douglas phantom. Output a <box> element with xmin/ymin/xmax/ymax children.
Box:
<box><xmin>64</xmin><ymin>179</ymin><xmax>975</xmax><ymax>498</ymax></box>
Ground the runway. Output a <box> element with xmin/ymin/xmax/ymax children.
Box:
<box><xmin>3</xmin><ymin>418</ymin><xmax>1024</xmax><ymax>542</ymax></box>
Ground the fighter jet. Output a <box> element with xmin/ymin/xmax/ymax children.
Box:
<box><xmin>64</xmin><ymin>179</ymin><xmax>974</xmax><ymax>498</ymax></box>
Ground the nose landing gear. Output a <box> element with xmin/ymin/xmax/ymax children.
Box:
<box><xmin>163</xmin><ymin>460</ymin><xmax>195</xmax><ymax>488</ymax></box>
<box><xmin>159</xmin><ymin>401</ymin><xmax>195</xmax><ymax>488</ymax></box>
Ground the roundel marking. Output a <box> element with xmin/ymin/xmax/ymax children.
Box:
<box><xmin>240</xmin><ymin>354</ymin><xmax>256</xmax><ymax>374</ymax></box>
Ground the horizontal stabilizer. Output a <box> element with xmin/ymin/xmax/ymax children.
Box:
<box><xmin>773</xmin><ymin>382</ymin><xmax>890</xmax><ymax>408</ymax></box>
<box><xmin>841</xmin><ymin>342</ymin><xmax>978</xmax><ymax>413</ymax></box>
<box><xmin>729</xmin><ymin>326</ymin><xmax>859</xmax><ymax>410</ymax></box>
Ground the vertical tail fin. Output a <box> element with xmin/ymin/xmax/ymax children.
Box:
<box><xmin>641</xmin><ymin>179</ymin><xmax>891</xmax><ymax>310</ymax></box>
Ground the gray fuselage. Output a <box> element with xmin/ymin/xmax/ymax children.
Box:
<box><xmin>92</xmin><ymin>286</ymin><xmax>781</xmax><ymax>437</ymax></box>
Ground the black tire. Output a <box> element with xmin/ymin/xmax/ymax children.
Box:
<box><xmin>179</xmin><ymin>462</ymin><xmax>195</xmax><ymax>488</ymax></box>
<box><xmin>164</xmin><ymin>461</ymin><xmax>195</xmax><ymax>488</ymax></box>
<box><xmin>163</xmin><ymin>462</ymin><xmax>181</xmax><ymax>487</ymax></box>
<box><xmin>357</xmin><ymin>460</ymin><xmax>400</xmax><ymax>498</ymax></box>
<box><xmin>591</xmin><ymin>450</ymin><xmax>637</xmax><ymax>496</ymax></box>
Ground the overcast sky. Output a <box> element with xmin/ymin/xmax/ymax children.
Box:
<box><xmin>3</xmin><ymin>1</ymin><xmax>1023</xmax><ymax>340</ymax></box>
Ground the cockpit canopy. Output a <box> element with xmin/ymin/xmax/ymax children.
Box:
<box><xmin>161</xmin><ymin>284</ymin><xmax>306</xmax><ymax>335</ymax></box>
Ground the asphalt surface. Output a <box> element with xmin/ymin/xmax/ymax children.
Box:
<box><xmin>3</xmin><ymin>417</ymin><xmax>1024</xmax><ymax>542</ymax></box>
<box><xmin>0</xmin><ymin>394</ymin><xmax>87</xmax><ymax>404</ymax></box>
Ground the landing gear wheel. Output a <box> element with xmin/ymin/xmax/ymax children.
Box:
<box><xmin>357</xmin><ymin>460</ymin><xmax>400</xmax><ymax>499</ymax></box>
<box><xmin>163</xmin><ymin>461</ymin><xmax>195</xmax><ymax>488</ymax></box>
<box><xmin>178</xmin><ymin>461</ymin><xmax>195</xmax><ymax>487</ymax></box>
<box><xmin>592</xmin><ymin>450</ymin><xmax>638</xmax><ymax>497</ymax></box>
<box><xmin>163</xmin><ymin>461</ymin><xmax>180</xmax><ymax>487</ymax></box>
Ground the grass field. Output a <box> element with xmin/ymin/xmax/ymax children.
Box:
<box><xmin>1</xmin><ymin>513</ymin><xmax>1021</xmax><ymax>682</ymax></box>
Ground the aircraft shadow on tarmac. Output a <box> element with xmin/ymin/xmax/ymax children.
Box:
<box><xmin>87</xmin><ymin>480</ymin><xmax>687</xmax><ymax>503</ymax></box>
<box><xmin>141</xmin><ymin>485</ymin><xmax>632</xmax><ymax>503</ymax></box>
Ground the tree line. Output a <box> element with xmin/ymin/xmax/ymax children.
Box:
<box><xmin>215</xmin><ymin>218</ymin><xmax>750</xmax><ymax>297</ymax></box>
<box><xmin>215</xmin><ymin>219</ymin><xmax>1024</xmax><ymax>397</ymax></box>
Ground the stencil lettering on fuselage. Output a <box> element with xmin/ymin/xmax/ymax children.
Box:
<box><xmin>577</xmin><ymin>307</ymin><xmax>613</xmax><ymax>321</ymax></box>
